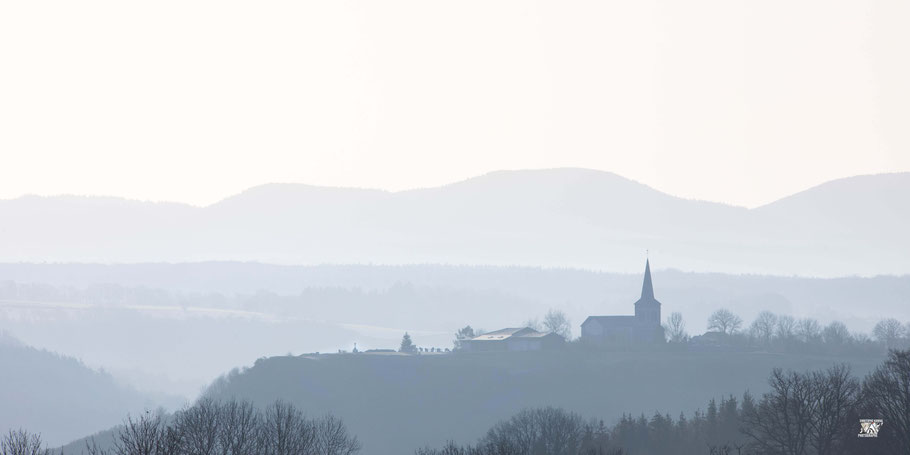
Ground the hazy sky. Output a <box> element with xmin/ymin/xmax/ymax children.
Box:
<box><xmin>1</xmin><ymin>0</ymin><xmax>907</xmax><ymax>208</ymax></box>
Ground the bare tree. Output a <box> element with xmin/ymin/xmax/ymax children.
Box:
<box><xmin>84</xmin><ymin>437</ymin><xmax>110</xmax><ymax>455</ymax></box>
<box><xmin>216</xmin><ymin>399</ymin><xmax>260</xmax><ymax>455</ymax></box>
<box><xmin>159</xmin><ymin>426</ymin><xmax>184</xmax><ymax>455</ymax></box>
<box><xmin>706</xmin><ymin>444</ymin><xmax>742</xmax><ymax>455</ymax></box>
<box><xmin>89</xmin><ymin>399</ymin><xmax>360</xmax><ymax>455</ymax></box>
<box><xmin>478</xmin><ymin>407</ymin><xmax>586</xmax><ymax>455</ymax></box>
<box><xmin>873</xmin><ymin>318</ymin><xmax>906</xmax><ymax>349</ymax></box>
<box><xmin>749</xmin><ymin>311</ymin><xmax>777</xmax><ymax>344</ymax></box>
<box><xmin>776</xmin><ymin>315</ymin><xmax>797</xmax><ymax>341</ymax></box>
<box><xmin>807</xmin><ymin>364</ymin><xmax>859</xmax><ymax>455</ymax></box>
<box><xmin>413</xmin><ymin>441</ymin><xmax>468</xmax><ymax>455</ymax></box>
<box><xmin>543</xmin><ymin>309</ymin><xmax>572</xmax><ymax>340</ymax></box>
<box><xmin>259</xmin><ymin>401</ymin><xmax>316</xmax><ymax>455</ymax></box>
<box><xmin>1</xmin><ymin>430</ymin><xmax>49</xmax><ymax>455</ymax></box>
<box><xmin>113</xmin><ymin>410</ymin><xmax>175</xmax><ymax>455</ymax></box>
<box><xmin>822</xmin><ymin>321</ymin><xmax>851</xmax><ymax>345</ymax></box>
<box><xmin>313</xmin><ymin>415</ymin><xmax>362</xmax><ymax>455</ymax></box>
<box><xmin>177</xmin><ymin>397</ymin><xmax>220</xmax><ymax>455</ymax></box>
<box><xmin>707</xmin><ymin>309</ymin><xmax>742</xmax><ymax>335</ymax></box>
<box><xmin>860</xmin><ymin>349</ymin><xmax>910</xmax><ymax>454</ymax></box>
<box><xmin>796</xmin><ymin>318</ymin><xmax>821</xmax><ymax>344</ymax></box>
<box><xmin>741</xmin><ymin>369</ymin><xmax>815</xmax><ymax>455</ymax></box>
<box><xmin>664</xmin><ymin>312</ymin><xmax>687</xmax><ymax>343</ymax></box>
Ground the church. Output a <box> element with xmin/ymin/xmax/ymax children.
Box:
<box><xmin>581</xmin><ymin>260</ymin><xmax>665</xmax><ymax>345</ymax></box>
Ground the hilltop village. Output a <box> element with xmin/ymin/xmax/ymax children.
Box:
<box><xmin>334</xmin><ymin>258</ymin><xmax>899</xmax><ymax>358</ymax></box>
<box><xmin>457</xmin><ymin>260</ymin><xmax>664</xmax><ymax>352</ymax></box>
<box><xmin>341</xmin><ymin>260</ymin><xmax>691</xmax><ymax>355</ymax></box>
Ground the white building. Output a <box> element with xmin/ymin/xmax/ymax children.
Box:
<box><xmin>461</xmin><ymin>327</ymin><xmax>565</xmax><ymax>352</ymax></box>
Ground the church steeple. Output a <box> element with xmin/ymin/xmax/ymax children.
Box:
<box><xmin>641</xmin><ymin>259</ymin><xmax>654</xmax><ymax>300</ymax></box>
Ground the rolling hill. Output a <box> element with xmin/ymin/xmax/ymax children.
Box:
<box><xmin>0</xmin><ymin>332</ymin><xmax>179</xmax><ymax>447</ymax></box>
<box><xmin>0</xmin><ymin>169</ymin><xmax>906</xmax><ymax>276</ymax></box>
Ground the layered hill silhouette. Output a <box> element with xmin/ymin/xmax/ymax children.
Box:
<box><xmin>0</xmin><ymin>332</ymin><xmax>175</xmax><ymax>447</ymax></box>
<box><xmin>0</xmin><ymin>169</ymin><xmax>906</xmax><ymax>276</ymax></box>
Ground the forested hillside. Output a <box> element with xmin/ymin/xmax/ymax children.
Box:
<box><xmin>201</xmin><ymin>350</ymin><xmax>885</xmax><ymax>455</ymax></box>
<box><xmin>0</xmin><ymin>333</ymin><xmax>175</xmax><ymax>447</ymax></box>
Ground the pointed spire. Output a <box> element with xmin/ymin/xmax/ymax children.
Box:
<box><xmin>641</xmin><ymin>259</ymin><xmax>654</xmax><ymax>300</ymax></box>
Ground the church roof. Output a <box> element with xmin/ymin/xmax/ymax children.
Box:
<box><xmin>635</xmin><ymin>259</ymin><xmax>661</xmax><ymax>307</ymax></box>
<box><xmin>582</xmin><ymin>259</ymin><xmax>661</xmax><ymax>327</ymax></box>
<box><xmin>641</xmin><ymin>259</ymin><xmax>654</xmax><ymax>300</ymax></box>
<box><xmin>582</xmin><ymin>315</ymin><xmax>637</xmax><ymax>326</ymax></box>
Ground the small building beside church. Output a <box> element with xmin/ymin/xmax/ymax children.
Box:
<box><xmin>581</xmin><ymin>260</ymin><xmax>665</xmax><ymax>345</ymax></box>
<box><xmin>461</xmin><ymin>327</ymin><xmax>565</xmax><ymax>352</ymax></box>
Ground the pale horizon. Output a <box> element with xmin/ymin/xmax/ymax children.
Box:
<box><xmin>2</xmin><ymin>167</ymin><xmax>908</xmax><ymax>209</ymax></box>
<box><xmin>3</xmin><ymin>1</ymin><xmax>909</xmax><ymax>209</ymax></box>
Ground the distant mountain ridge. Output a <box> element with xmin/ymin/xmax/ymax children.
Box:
<box><xmin>0</xmin><ymin>169</ymin><xmax>906</xmax><ymax>276</ymax></box>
